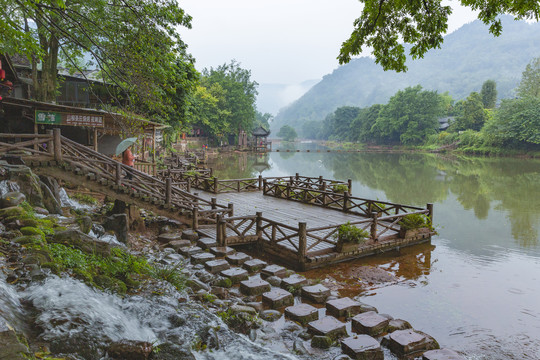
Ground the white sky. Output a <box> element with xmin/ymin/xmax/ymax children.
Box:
<box><xmin>179</xmin><ymin>0</ymin><xmax>479</xmax><ymax>85</ymax></box>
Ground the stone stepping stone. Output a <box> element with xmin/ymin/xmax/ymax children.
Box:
<box><xmin>301</xmin><ymin>284</ymin><xmax>331</xmax><ymax>303</ymax></box>
<box><xmin>181</xmin><ymin>229</ymin><xmax>199</xmax><ymax>241</ymax></box>
<box><xmin>284</xmin><ymin>303</ymin><xmax>319</xmax><ymax>325</ymax></box>
<box><xmin>220</xmin><ymin>267</ymin><xmax>249</xmax><ymax>284</ymax></box>
<box><xmin>226</xmin><ymin>252</ymin><xmax>252</xmax><ymax>265</ymax></box>
<box><xmin>157</xmin><ymin>232</ymin><xmax>183</xmax><ymax>244</ymax></box>
<box><xmin>341</xmin><ymin>334</ymin><xmax>383</xmax><ymax>360</ymax></box>
<box><xmin>239</xmin><ymin>277</ymin><xmax>271</xmax><ymax>296</ymax></box>
<box><xmin>178</xmin><ymin>246</ymin><xmax>203</xmax><ymax>257</ymax></box>
<box><xmin>164</xmin><ymin>239</ymin><xmax>192</xmax><ymax>252</ymax></box>
<box><xmin>210</xmin><ymin>246</ymin><xmax>236</xmax><ymax>257</ymax></box>
<box><xmin>190</xmin><ymin>252</ymin><xmax>216</xmax><ymax>265</ymax></box>
<box><xmin>388</xmin><ymin>319</ymin><xmax>412</xmax><ymax>333</ymax></box>
<box><xmin>381</xmin><ymin>329</ymin><xmax>439</xmax><ymax>356</ymax></box>
<box><xmin>307</xmin><ymin>316</ymin><xmax>347</xmax><ymax>340</ymax></box>
<box><xmin>204</xmin><ymin>259</ymin><xmax>230</xmax><ymax>274</ymax></box>
<box><xmin>243</xmin><ymin>259</ymin><xmax>267</xmax><ymax>272</ymax></box>
<box><xmin>260</xmin><ymin>264</ymin><xmax>287</xmax><ymax>279</ymax></box>
<box><xmin>281</xmin><ymin>274</ymin><xmax>307</xmax><ymax>290</ymax></box>
<box><xmin>326</xmin><ymin>297</ymin><xmax>363</xmax><ymax>318</ymax></box>
<box><xmin>262</xmin><ymin>288</ymin><xmax>294</xmax><ymax>309</ymax></box>
<box><xmin>352</xmin><ymin>311</ymin><xmax>390</xmax><ymax>336</ymax></box>
<box><xmin>198</xmin><ymin>237</ymin><xmax>218</xmax><ymax>249</ymax></box>
<box><xmin>422</xmin><ymin>348</ymin><xmax>466</xmax><ymax>360</ymax></box>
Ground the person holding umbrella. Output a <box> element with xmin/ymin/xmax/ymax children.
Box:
<box><xmin>115</xmin><ymin>137</ymin><xmax>138</xmax><ymax>180</ymax></box>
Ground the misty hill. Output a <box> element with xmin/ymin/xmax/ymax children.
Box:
<box><xmin>256</xmin><ymin>80</ymin><xmax>319</xmax><ymax>115</ymax></box>
<box><xmin>272</xmin><ymin>16</ymin><xmax>540</xmax><ymax>133</ymax></box>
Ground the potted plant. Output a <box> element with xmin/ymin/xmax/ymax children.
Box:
<box><xmin>334</xmin><ymin>222</ymin><xmax>369</xmax><ymax>252</ymax></box>
<box><xmin>332</xmin><ymin>183</ymin><xmax>348</xmax><ymax>194</ymax></box>
<box><xmin>398</xmin><ymin>214</ymin><xmax>433</xmax><ymax>238</ymax></box>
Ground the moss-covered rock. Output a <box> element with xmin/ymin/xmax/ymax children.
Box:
<box><xmin>20</xmin><ymin>226</ymin><xmax>45</xmax><ymax>237</ymax></box>
<box><xmin>0</xmin><ymin>191</ymin><xmax>26</xmax><ymax>208</ymax></box>
<box><xmin>0</xmin><ymin>206</ymin><xmax>25</xmax><ymax>219</ymax></box>
<box><xmin>13</xmin><ymin>235</ymin><xmax>44</xmax><ymax>246</ymax></box>
<box><xmin>94</xmin><ymin>275</ymin><xmax>127</xmax><ymax>294</ymax></box>
<box><xmin>51</xmin><ymin>229</ymin><xmax>114</xmax><ymax>257</ymax></box>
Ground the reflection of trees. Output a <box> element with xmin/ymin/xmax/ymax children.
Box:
<box><xmin>207</xmin><ymin>153</ymin><xmax>271</xmax><ymax>179</ymax></box>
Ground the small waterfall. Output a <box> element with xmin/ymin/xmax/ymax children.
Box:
<box><xmin>0</xmin><ymin>180</ymin><xmax>21</xmax><ymax>197</ymax></box>
<box><xmin>0</xmin><ymin>260</ymin><xmax>26</xmax><ymax>333</ymax></box>
<box><xmin>58</xmin><ymin>188</ymin><xmax>94</xmax><ymax>210</ymax></box>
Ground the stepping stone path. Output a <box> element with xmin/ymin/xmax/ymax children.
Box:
<box><xmin>181</xmin><ymin>229</ymin><xmax>199</xmax><ymax>241</ymax></box>
<box><xmin>243</xmin><ymin>259</ymin><xmax>267</xmax><ymax>272</ymax></box>
<box><xmin>352</xmin><ymin>311</ymin><xmax>390</xmax><ymax>336</ymax></box>
<box><xmin>281</xmin><ymin>274</ymin><xmax>307</xmax><ymax>290</ymax></box>
<box><xmin>341</xmin><ymin>335</ymin><xmax>384</xmax><ymax>360</ymax></box>
<box><xmin>197</xmin><ymin>238</ymin><xmax>218</xmax><ymax>249</ymax></box>
<box><xmin>157</xmin><ymin>232</ymin><xmax>183</xmax><ymax>244</ymax></box>
<box><xmin>165</xmin><ymin>239</ymin><xmax>192</xmax><ymax>251</ymax></box>
<box><xmin>301</xmin><ymin>284</ymin><xmax>331</xmax><ymax>303</ymax></box>
<box><xmin>179</xmin><ymin>246</ymin><xmax>202</xmax><ymax>257</ymax></box>
<box><xmin>307</xmin><ymin>316</ymin><xmax>347</xmax><ymax>340</ymax></box>
<box><xmin>262</xmin><ymin>288</ymin><xmax>294</xmax><ymax>309</ymax></box>
<box><xmin>381</xmin><ymin>329</ymin><xmax>439</xmax><ymax>356</ymax></box>
<box><xmin>239</xmin><ymin>277</ymin><xmax>271</xmax><ymax>296</ymax></box>
<box><xmin>220</xmin><ymin>268</ymin><xmax>249</xmax><ymax>284</ymax></box>
<box><xmin>260</xmin><ymin>264</ymin><xmax>287</xmax><ymax>279</ymax></box>
<box><xmin>204</xmin><ymin>259</ymin><xmax>230</xmax><ymax>274</ymax></box>
<box><xmin>190</xmin><ymin>252</ymin><xmax>216</xmax><ymax>265</ymax></box>
<box><xmin>423</xmin><ymin>348</ymin><xmax>466</xmax><ymax>360</ymax></box>
<box><xmin>226</xmin><ymin>252</ymin><xmax>252</xmax><ymax>265</ymax></box>
<box><xmin>284</xmin><ymin>303</ymin><xmax>319</xmax><ymax>325</ymax></box>
<box><xmin>210</xmin><ymin>246</ymin><xmax>236</xmax><ymax>257</ymax></box>
<box><xmin>326</xmin><ymin>297</ymin><xmax>363</xmax><ymax>318</ymax></box>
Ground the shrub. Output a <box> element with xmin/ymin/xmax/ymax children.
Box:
<box><xmin>335</xmin><ymin>222</ymin><xmax>369</xmax><ymax>243</ymax></box>
<box><xmin>332</xmin><ymin>184</ymin><xmax>348</xmax><ymax>193</ymax></box>
<box><xmin>398</xmin><ymin>214</ymin><xmax>432</xmax><ymax>230</ymax></box>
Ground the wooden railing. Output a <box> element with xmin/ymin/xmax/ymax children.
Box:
<box><xmin>0</xmin><ymin>130</ymin><xmax>230</xmax><ymax>228</ymax></box>
<box><xmin>157</xmin><ymin>169</ymin><xmax>263</xmax><ymax>194</ymax></box>
<box><xmin>134</xmin><ymin>160</ymin><xmax>157</xmax><ymax>176</ymax></box>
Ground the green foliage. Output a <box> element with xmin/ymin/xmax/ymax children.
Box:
<box><xmin>217</xmin><ymin>309</ymin><xmax>261</xmax><ymax>335</ymax></box>
<box><xmin>335</xmin><ymin>222</ymin><xmax>369</xmax><ymax>244</ymax></box>
<box><xmin>452</xmin><ymin>92</ymin><xmax>487</xmax><ymax>131</ymax></box>
<box><xmin>398</xmin><ymin>214</ymin><xmax>432</xmax><ymax>230</ymax></box>
<box><xmin>71</xmin><ymin>193</ymin><xmax>99</xmax><ymax>205</ymax></box>
<box><xmin>516</xmin><ymin>57</ymin><xmax>540</xmax><ymax>98</ymax></box>
<box><xmin>338</xmin><ymin>0</ymin><xmax>540</xmax><ymax>72</ymax></box>
<box><xmin>332</xmin><ymin>184</ymin><xmax>348</xmax><ymax>193</ymax></box>
<box><xmin>481</xmin><ymin>80</ymin><xmax>498</xmax><ymax>109</ymax></box>
<box><xmin>277</xmin><ymin>125</ymin><xmax>298</xmax><ymax>142</ymax></box>
<box><xmin>152</xmin><ymin>263</ymin><xmax>187</xmax><ymax>291</ymax></box>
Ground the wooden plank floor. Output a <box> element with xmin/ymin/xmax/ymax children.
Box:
<box><xmin>197</xmin><ymin>191</ymin><xmax>398</xmax><ymax>254</ymax></box>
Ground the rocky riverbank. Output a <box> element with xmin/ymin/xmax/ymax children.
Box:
<box><xmin>0</xmin><ymin>160</ymin><xmax>465</xmax><ymax>360</ymax></box>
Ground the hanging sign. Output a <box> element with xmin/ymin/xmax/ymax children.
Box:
<box><xmin>35</xmin><ymin>110</ymin><xmax>104</xmax><ymax>127</ymax></box>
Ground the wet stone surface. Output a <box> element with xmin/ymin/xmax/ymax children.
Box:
<box><xmin>220</xmin><ymin>267</ymin><xmax>249</xmax><ymax>284</ymax></box>
<box><xmin>164</xmin><ymin>239</ymin><xmax>192</xmax><ymax>251</ymax></box>
<box><xmin>422</xmin><ymin>348</ymin><xmax>466</xmax><ymax>360</ymax></box>
<box><xmin>284</xmin><ymin>303</ymin><xmax>319</xmax><ymax>325</ymax></box>
<box><xmin>190</xmin><ymin>252</ymin><xmax>216</xmax><ymax>265</ymax></box>
<box><xmin>281</xmin><ymin>274</ymin><xmax>307</xmax><ymax>290</ymax></box>
<box><xmin>326</xmin><ymin>297</ymin><xmax>363</xmax><ymax>318</ymax></box>
<box><xmin>307</xmin><ymin>316</ymin><xmax>347</xmax><ymax>340</ymax></box>
<box><xmin>209</xmin><ymin>246</ymin><xmax>236</xmax><ymax>257</ymax></box>
<box><xmin>197</xmin><ymin>237</ymin><xmax>218</xmax><ymax>249</ymax></box>
<box><xmin>243</xmin><ymin>259</ymin><xmax>267</xmax><ymax>272</ymax></box>
<box><xmin>178</xmin><ymin>246</ymin><xmax>203</xmax><ymax>257</ymax></box>
<box><xmin>181</xmin><ymin>229</ymin><xmax>199</xmax><ymax>241</ymax></box>
<box><xmin>262</xmin><ymin>288</ymin><xmax>294</xmax><ymax>309</ymax></box>
<box><xmin>157</xmin><ymin>232</ymin><xmax>183</xmax><ymax>244</ymax></box>
<box><xmin>341</xmin><ymin>334</ymin><xmax>383</xmax><ymax>360</ymax></box>
<box><xmin>204</xmin><ymin>259</ymin><xmax>230</xmax><ymax>274</ymax></box>
<box><xmin>239</xmin><ymin>277</ymin><xmax>271</xmax><ymax>296</ymax></box>
<box><xmin>260</xmin><ymin>264</ymin><xmax>287</xmax><ymax>279</ymax></box>
<box><xmin>226</xmin><ymin>252</ymin><xmax>252</xmax><ymax>265</ymax></box>
<box><xmin>351</xmin><ymin>311</ymin><xmax>390</xmax><ymax>336</ymax></box>
<box><xmin>301</xmin><ymin>284</ymin><xmax>331</xmax><ymax>303</ymax></box>
<box><xmin>381</xmin><ymin>329</ymin><xmax>440</xmax><ymax>355</ymax></box>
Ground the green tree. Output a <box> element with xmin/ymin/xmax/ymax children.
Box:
<box><xmin>1</xmin><ymin>0</ymin><xmax>192</xmax><ymax>113</ymax></box>
<box><xmin>301</xmin><ymin>120</ymin><xmax>323</xmax><ymax>139</ymax></box>
<box><xmin>255</xmin><ymin>111</ymin><xmax>273</xmax><ymax>130</ymax></box>
<box><xmin>338</xmin><ymin>0</ymin><xmax>540</xmax><ymax>72</ymax></box>
<box><xmin>485</xmin><ymin>97</ymin><xmax>540</xmax><ymax>145</ymax></box>
<box><xmin>332</xmin><ymin>106</ymin><xmax>362</xmax><ymax>141</ymax></box>
<box><xmin>277</xmin><ymin>125</ymin><xmax>298</xmax><ymax>142</ymax></box>
<box><xmin>481</xmin><ymin>80</ymin><xmax>498</xmax><ymax>109</ymax></box>
<box><xmin>453</xmin><ymin>92</ymin><xmax>487</xmax><ymax>131</ymax></box>
<box><xmin>516</xmin><ymin>57</ymin><xmax>540</xmax><ymax>98</ymax></box>
<box><xmin>188</xmin><ymin>84</ymin><xmax>231</xmax><ymax>141</ymax></box>
<box><xmin>371</xmin><ymin>86</ymin><xmax>442</xmax><ymax>145</ymax></box>
<box><xmin>350</xmin><ymin>104</ymin><xmax>382</xmax><ymax>143</ymax></box>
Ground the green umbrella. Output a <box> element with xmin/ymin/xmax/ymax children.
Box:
<box><xmin>115</xmin><ymin>137</ymin><xmax>138</xmax><ymax>156</ymax></box>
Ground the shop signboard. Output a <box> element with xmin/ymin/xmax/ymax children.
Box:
<box><xmin>35</xmin><ymin>110</ymin><xmax>104</xmax><ymax>127</ymax></box>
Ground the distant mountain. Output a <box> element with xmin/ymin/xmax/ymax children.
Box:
<box><xmin>272</xmin><ymin>16</ymin><xmax>540</xmax><ymax>133</ymax></box>
<box><xmin>256</xmin><ymin>79</ymin><xmax>319</xmax><ymax>115</ymax></box>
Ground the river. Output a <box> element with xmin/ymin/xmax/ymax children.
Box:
<box><xmin>207</xmin><ymin>146</ymin><xmax>540</xmax><ymax>359</ymax></box>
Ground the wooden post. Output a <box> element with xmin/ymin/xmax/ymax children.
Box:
<box><xmin>211</xmin><ymin>197</ymin><xmax>217</xmax><ymax>209</ymax></box>
<box><xmin>298</xmin><ymin>222</ymin><xmax>307</xmax><ymax>264</ymax></box>
<box><xmin>186</xmin><ymin>180</ymin><xmax>191</xmax><ymax>193</ymax></box>
<box><xmin>219</xmin><ymin>217</ymin><xmax>227</xmax><ymax>245</ymax></box>
<box><xmin>258</xmin><ymin>175</ymin><xmax>263</xmax><ymax>190</ymax></box>
<box><xmin>286</xmin><ymin>183</ymin><xmax>291</xmax><ymax>199</ymax></box>
<box><xmin>263</xmin><ymin>179</ymin><xmax>267</xmax><ymax>194</ymax></box>
<box><xmin>427</xmin><ymin>203</ymin><xmax>434</xmax><ymax>222</ymax></box>
<box><xmin>33</xmin><ymin>122</ymin><xmax>38</xmax><ymax>151</ymax></box>
<box><xmin>343</xmin><ymin>192</ymin><xmax>350</xmax><ymax>212</ymax></box>
<box><xmin>152</xmin><ymin>127</ymin><xmax>156</xmax><ymax>165</ymax></box>
<box><xmin>192</xmin><ymin>208</ymin><xmax>199</xmax><ymax>230</ymax></box>
<box><xmin>256</xmin><ymin>212</ymin><xmax>262</xmax><ymax>239</ymax></box>
<box><xmin>370</xmin><ymin>211</ymin><xmax>379</xmax><ymax>241</ymax></box>
<box><xmin>214</xmin><ymin>177</ymin><xmax>218</xmax><ymax>194</ymax></box>
<box><xmin>216</xmin><ymin>215</ymin><xmax>223</xmax><ymax>245</ymax></box>
<box><xmin>228</xmin><ymin>203</ymin><xmax>234</xmax><ymax>217</ymax></box>
<box><xmin>237</xmin><ymin>180</ymin><xmax>241</xmax><ymax>192</ymax></box>
<box><xmin>165</xmin><ymin>178</ymin><xmax>172</xmax><ymax>206</ymax></box>
<box><xmin>322</xmin><ymin>183</ymin><xmax>327</xmax><ymax>206</ymax></box>
<box><xmin>295</xmin><ymin>173</ymin><xmax>300</xmax><ymax>181</ymax></box>
<box><xmin>210</xmin><ymin>168</ymin><xmax>213</xmax><ymax>177</ymax></box>
<box><xmin>46</xmin><ymin>130</ymin><xmax>54</xmax><ymax>156</ymax></box>
<box><xmin>116</xmin><ymin>163</ymin><xmax>122</xmax><ymax>186</ymax></box>
<box><xmin>93</xmin><ymin>128</ymin><xmax>98</xmax><ymax>151</ymax></box>
<box><xmin>53</xmin><ymin>128</ymin><xmax>62</xmax><ymax>162</ymax></box>
<box><xmin>348</xmin><ymin>179</ymin><xmax>352</xmax><ymax>193</ymax></box>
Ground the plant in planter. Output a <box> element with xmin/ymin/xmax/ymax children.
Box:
<box><xmin>398</xmin><ymin>214</ymin><xmax>434</xmax><ymax>238</ymax></box>
<box><xmin>334</xmin><ymin>222</ymin><xmax>369</xmax><ymax>252</ymax></box>
<box><xmin>332</xmin><ymin>183</ymin><xmax>348</xmax><ymax>194</ymax></box>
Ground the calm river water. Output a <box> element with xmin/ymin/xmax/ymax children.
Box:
<box><xmin>208</xmin><ymin>145</ymin><xmax>540</xmax><ymax>359</ymax></box>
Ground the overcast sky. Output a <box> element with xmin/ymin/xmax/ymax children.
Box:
<box><xmin>180</xmin><ymin>0</ymin><xmax>479</xmax><ymax>86</ymax></box>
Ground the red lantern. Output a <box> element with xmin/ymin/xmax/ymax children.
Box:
<box><xmin>0</xmin><ymin>69</ymin><xmax>5</xmax><ymax>80</ymax></box>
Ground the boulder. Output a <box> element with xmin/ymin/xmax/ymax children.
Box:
<box><xmin>102</xmin><ymin>214</ymin><xmax>128</xmax><ymax>244</ymax></box>
<box><xmin>311</xmin><ymin>335</ymin><xmax>333</xmax><ymax>349</ymax></box>
<box><xmin>0</xmin><ymin>321</ymin><xmax>31</xmax><ymax>360</ymax></box>
<box><xmin>381</xmin><ymin>329</ymin><xmax>439</xmax><ymax>356</ymax></box>
<box><xmin>106</xmin><ymin>340</ymin><xmax>153</xmax><ymax>360</ymax></box>
<box><xmin>38</xmin><ymin>176</ymin><xmax>63</xmax><ymax>215</ymax></box>
<box><xmin>77</xmin><ymin>216</ymin><xmax>93</xmax><ymax>234</ymax></box>
<box><xmin>0</xmin><ymin>191</ymin><xmax>26</xmax><ymax>208</ymax></box>
<box><xmin>51</xmin><ymin>229</ymin><xmax>114</xmax><ymax>256</ymax></box>
<box><xmin>2</xmin><ymin>165</ymin><xmax>44</xmax><ymax>207</ymax></box>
